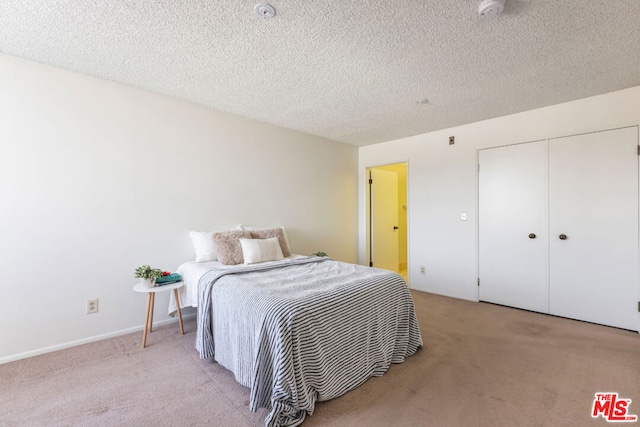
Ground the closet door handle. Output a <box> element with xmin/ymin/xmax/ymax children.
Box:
<box><xmin>528</xmin><ymin>233</ymin><xmax>536</xmax><ymax>239</ymax></box>
<box><xmin>559</xmin><ymin>234</ymin><xmax>567</xmax><ymax>240</ymax></box>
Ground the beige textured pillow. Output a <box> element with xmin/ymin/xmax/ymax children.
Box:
<box><xmin>240</xmin><ymin>237</ymin><xmax>284</xmax><ymax>264</ymax></box>
<box><xmin>238</xmin><ymin>225</ymin><xmax>292</xmax><ymax>254</ymax></box>
<box><xmin>248</xmin><ymin>228</ymin><xmax>291</xmax><ymax>257</ymax></box>
<box><xmin>214</xmin><ymin>230</ymin><xmax>251</xmax><ymax>265</ymax></box>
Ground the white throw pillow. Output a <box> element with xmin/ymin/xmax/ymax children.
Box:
<box><xmin>239</xmin><ymin>237</ymin><xmax>284</xmax><ymax>265</ymax></box>
<box><xmin>189</xmin><ymin>231</ymin><xmax>217</xmax><ymax>262</ymax></box>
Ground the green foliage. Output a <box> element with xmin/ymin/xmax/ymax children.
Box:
<box><xmin>134</xmin><ymin>265</ymin><xmax>163</xmax><ymax>280</ymax></box>
<box><xmin>312</xmin><ymin>251</ymin><xmax>328</xmax><ymax>257</ymax></box>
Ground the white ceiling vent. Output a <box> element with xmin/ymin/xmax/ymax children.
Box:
<box><xmin>254</xmin><ymin>3</ymin><xmax>276</xmax><ymax>19</ymax></box>
<box><xmin>478</xmin><ymin>0</ymin><xmax>505</xmax><ymax>17</ymax></box>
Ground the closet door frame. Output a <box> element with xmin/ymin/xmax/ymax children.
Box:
<box><xmin>477</xmin><ymin>125</ymin><xmax>640</xmax><ymax>332</ymax></box>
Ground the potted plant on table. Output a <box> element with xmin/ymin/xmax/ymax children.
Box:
<box><xmin>134</xmin><ymin>265</ymin><xmax>163</xmax><ymax>288</ymax></box>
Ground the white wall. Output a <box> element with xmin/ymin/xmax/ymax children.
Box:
<box><xmin>359</xmin><ymin>85</ymin><xmax>640</xmax><ymax>301</ymax></box>
<box><xmin>0</xmin><ymin>54</ymin><xmax>358</xmax><ymax>363</ymax></box>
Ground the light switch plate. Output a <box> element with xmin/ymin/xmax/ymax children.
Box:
<box><xmin>460</xmin><ymin>212</ymin><xmax>467</xmax><ymax>221</ymax></box>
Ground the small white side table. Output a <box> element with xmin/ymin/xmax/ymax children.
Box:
<box><xmin>133</xmin><ymin>281</ymin><xmax>185</xmax><ymax>348</ymax></box>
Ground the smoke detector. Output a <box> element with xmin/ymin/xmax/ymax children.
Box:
<box><xmin>478</xmin><ymin>0</ymin><xmax>505</xmax><ymax>17</ymax></box>
<box><xmin>254</xmin><ymin>3</ymin><xmax>276</xmax><ymax>19</ymax></box>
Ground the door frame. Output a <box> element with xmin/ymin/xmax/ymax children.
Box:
<box><xmin>475</xmin><ymin>125</ymin><xmax>640</xmax><ymax>332</ymax></box>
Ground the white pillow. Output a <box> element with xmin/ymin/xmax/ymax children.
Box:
<box><xmin>239</xmin><ymin>237</ymin><xmax>284</xmax><ymax>265</ymax></box>
<box><xmin>237</xmin><ymin>224</ymin><xmax>292</xmax><ymax>254</ymax></box>
<box><xmin>189</xmin><ymin>231</ymin><xmax>217</xmax><ymax>262</ymax></box>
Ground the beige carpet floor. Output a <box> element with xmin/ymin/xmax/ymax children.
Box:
<box><xmin>1</xmin><ymin>291</ymin><xmax>639</xmax><ymax>427</ymax></box>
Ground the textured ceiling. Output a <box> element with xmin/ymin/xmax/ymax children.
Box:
<box><xmin>1</xmin><ymin>1</ymin><xmax>640</xmax><ymax>146</ymax></box>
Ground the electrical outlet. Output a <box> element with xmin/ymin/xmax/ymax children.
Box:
<box><xmin>87</xmin><ymin>298</ymin><xmax>99</xmax><ymax>314</ymax></box>
<box><xmin>420</xmin><ymin>266</ymin><xmax>426</xmax><ymax>275</ymax></box>
<box><xmin>449</xmin><ymin>136</ymin><xmax>455</xmax><ymax>145</ymax></box>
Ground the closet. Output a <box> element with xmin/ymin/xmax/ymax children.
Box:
<box><xmin>478</xmin><ymin>126</ymin><xmax>639</xmax><ymax>331</ymax></box>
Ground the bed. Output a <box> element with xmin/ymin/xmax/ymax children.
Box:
<box><xmin>169</xmin><ymin>228</ymin><xmax>423</xmax><ymax>427</ymax></box>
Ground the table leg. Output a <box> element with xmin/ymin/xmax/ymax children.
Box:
<box><xmin>174</xmin><ymin>288</ymin><xmax>184</xmax><ymax>335</ymax></box>
<box><xmin>149</xmin><ymin>293</ymin><xmax>155</xmax><ymax>332</ymax></box>
<box><xmin>142</xmin><ymin>293</ymin><xmax>153</xmax><ymax>349</ymax></box>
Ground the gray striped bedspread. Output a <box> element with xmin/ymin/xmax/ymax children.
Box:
<box><xmin>195</xmin><ymin>256</ymin><xmax>423</xmax><ymax>427</ymax></box>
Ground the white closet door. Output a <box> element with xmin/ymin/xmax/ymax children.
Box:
<box><xmin>549</xmin><ymin>127</ymin><xmax>639</xmax><ymax>331</ymax></box>
<box><xmin>479</xmin><ymin>141</ymin><xmax>549</xmax><ymax>313</ymax></box>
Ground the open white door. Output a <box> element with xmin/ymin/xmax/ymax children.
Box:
<box><xmin>369</xmin><ymin>168</ymin><xmax>399</xmax><ymax>272</ymax></box>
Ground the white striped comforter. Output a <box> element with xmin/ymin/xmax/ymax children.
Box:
<box><xmin>196</xmin><ymin>256</ymin><xmax>423</xmax><ymax>427</ymax></box>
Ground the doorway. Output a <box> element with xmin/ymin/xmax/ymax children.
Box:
<box><xmin>366</xmin><ymin>163</ymin><xmax>408</xmax><ymax>281</ymax></box>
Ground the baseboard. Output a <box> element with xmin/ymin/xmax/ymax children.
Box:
<box><xmin>0</xmin><ymin>313</ymin><xmax>196</xmax><ymax>365</ymax></box>
<box><xmin>408</xmin><ymin>287</ymin><xmax>478</xmax><ymax>303</ymax></box>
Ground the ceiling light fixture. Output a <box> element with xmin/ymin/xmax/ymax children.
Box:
<box><xmin>254</xmin><ymin>3</ymin><xmax>276</xmax><ymax>19</ymax></box>
<box><xmin>478</xmin><ymin>0</ymin><xmax>505</xmax><ymax>17</ymax></box>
